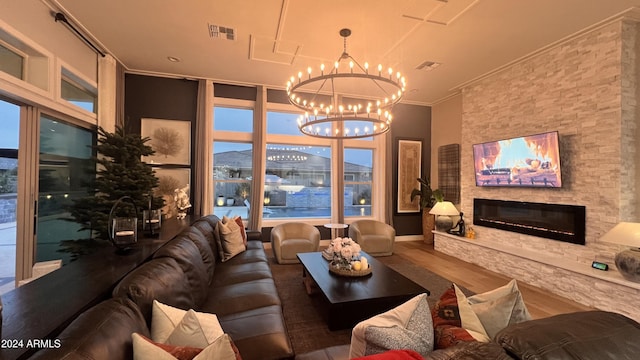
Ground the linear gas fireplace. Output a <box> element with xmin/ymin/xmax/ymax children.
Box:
<box><xmin>473</xmin><ymin>198</ymin><xmax>586</xmax><ymax>245</ymax></box>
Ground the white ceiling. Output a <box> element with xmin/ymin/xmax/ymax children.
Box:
<box><xmin>54</xmin><ymin>0</ymin><xmax>640</xmax><ymax>105</ymax></box>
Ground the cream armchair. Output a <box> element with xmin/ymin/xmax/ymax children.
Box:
<box><xmin>271</xmin><ymin>222</ymin><xmax>321</xmax><ymax>264</ymax></box>
<box><xmin>348</xmin><ymin>220</ymin><xmax>396</xmax><ymax>256</ymax></box>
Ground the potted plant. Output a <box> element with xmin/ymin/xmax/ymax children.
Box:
<box><xmin>410</xmin><ymin>178</ymin><xmax>443</xmax><ymax>244</ymax></box>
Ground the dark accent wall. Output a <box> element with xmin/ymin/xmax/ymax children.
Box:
<box><xmin>214</xmin><ymin>83</ymin><xmax>256</xmax><ymax>101</ymax></box>
<box><xmin>124</xmin><ymin>74</ymin><xmax>198</xmax><ymax>134</ymax></box>
<box><xmin>124</xmin><ymin>74</ymin><xmax>199</xmax><ymax>199</ymax></box>
<box><xmin>391</xmin><ymin>103</ymin><xmax>432</xmax><ymax>236</ymax></box>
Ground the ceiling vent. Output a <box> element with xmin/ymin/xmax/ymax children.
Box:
<box><xmin>208</xmin><ymin>24</ymin><xmax>235</xmax><ymax>41</ymax></box>
<box><xmin>416</xmin><ymin>60</ymin><xmax>441</xmax><ymax>71</ymax></box>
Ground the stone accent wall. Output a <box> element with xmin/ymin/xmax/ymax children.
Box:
<box><xmin>436</xmin><ymin>19</ymin><xmax>640</xmax><ymax>321</ymax></box>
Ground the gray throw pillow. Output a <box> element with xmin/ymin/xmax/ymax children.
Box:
<box><xmin>364</xmin><ymin>295</ymin><xmax>434</xmax><ymax>357</ymax></box>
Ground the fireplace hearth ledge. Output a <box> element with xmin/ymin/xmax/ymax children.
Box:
<box><xmin>433</xmin><ymin>231</ymin><xmax>640</xmax><ymax>291</ymax></box>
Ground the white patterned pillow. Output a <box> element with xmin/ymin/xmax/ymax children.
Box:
<box><xmin>350</xmin><ymin>293</ymin><xmax>434</xmax><ymax>358</ymax></box>
<box><xmin>455</xmin><ymin>279</ymin><xmax>532</xmax><ymax>339</ymax></box>
<box><xmin>151</xmin><ymin>300</ymin><xmax>223</xmax><ymax>345</ymax></box>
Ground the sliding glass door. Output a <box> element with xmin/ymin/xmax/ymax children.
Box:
<box><xmin>0</xmin><ymin>99</ymin><xmax>19</xmax><ymax>294</ymax></box>
<box><xmin>36</xmin><ymin>116</ymin><xmax>94</xmax><ymax>264</ymax></box>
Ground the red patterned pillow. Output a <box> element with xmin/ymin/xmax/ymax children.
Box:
<box><xmin>233</xmin><ymin>216</ymin><xmax>247</xmax><ymax>245</ymax></box>
<box><xmin>431</xmin><ymin>285</ymin><xmax>475</xmax><ymax>349</ymax></box>
<box><xmin>137</xmin><ymin>333</ymin><xmax>202</xmax><ymax>360</ymax></box>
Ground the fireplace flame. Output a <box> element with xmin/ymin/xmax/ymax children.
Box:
<box><xmin>493</xmin><ymin>137</ymin><xmax>555</xmax><ymax>171</ymax></box>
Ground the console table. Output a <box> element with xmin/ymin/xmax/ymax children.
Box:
<box><xmin>0</xmin><ymin>216</ymin><xmax>193</xmax><ymax>360</ymax></box>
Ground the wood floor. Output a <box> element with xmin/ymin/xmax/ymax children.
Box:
<box><xmin>394</xmin><ymin>240</ymin><xmax>593</xmax><ymax>319</ymax></box>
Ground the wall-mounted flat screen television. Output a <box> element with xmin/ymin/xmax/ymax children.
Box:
<box><xmin>473</xmin><ymin>131</ymin><xmax>562</xmax><ymax>187</ymax></box>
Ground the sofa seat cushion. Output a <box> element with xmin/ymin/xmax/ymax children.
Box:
<box><xmin>153</xmin><ymin>237</ymin><xmax>210</xmax><ymax>306</ymax></box>
<box><xmin>495</xmin><ymin>310</ymin><xmax>640</xmax><ymax>360</ymax></box>
<box><xmin>28</xmin><ymin>298</ymin><xmax>149</xmax><ymax>360</ymax></box>
<box><xmin>113</xmin><ymin>257</ymin><xmax>195</xmax><ymax>323</ymax></box>
<box><xmin>211</xmin><ymin>261</ymin><xmax>273</xmax><ymax>287</ymax></box>
<box><xmin>200</xmin><ymin>278</ymin><xmax>281</xmax><ymax>316</ymax></box>
<box><xmin>218</xmin><ymin>305</ymin><xmax>294</xmax><ymax>360</ymax></box>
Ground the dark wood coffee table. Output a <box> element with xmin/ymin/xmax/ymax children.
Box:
<box><xmin>297</xmin><ymin>251</ymin><xmax>430</xmax><ymax>330</ymax></box>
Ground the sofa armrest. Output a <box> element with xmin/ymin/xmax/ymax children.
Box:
<box><xmin>246</xmin><ymin>230</ymin><xmax>262</xmax><ymax>241</ymax></box>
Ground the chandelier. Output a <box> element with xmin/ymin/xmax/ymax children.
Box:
<box><xmin>286</xmin><ymin>28</ymin><xmax>406</xmax><ymax>139</ymax></box>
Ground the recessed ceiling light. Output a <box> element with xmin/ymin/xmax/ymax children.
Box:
<box><xmin>167</xmin><ymin>56</ymin><xmax>181</xmax><ymax>62</ymax></box>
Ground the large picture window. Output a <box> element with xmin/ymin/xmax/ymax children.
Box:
<box><xmin>211</xmin><ymin>100</ymin><xmax>383</xmax><ymax>224</ymax></box>
<box><xmin>265</xmin><ymin>144</ymin><xmax>331</xmax><ymax>218</ymax></box>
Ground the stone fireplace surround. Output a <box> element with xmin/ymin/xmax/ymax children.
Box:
<box><xmin>435</xmin><ymin>15</ymin><xmax>640</xmax><ymax>321</ymax></box>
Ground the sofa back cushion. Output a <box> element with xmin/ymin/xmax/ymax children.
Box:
<box><xmin>113</xmin><ymin>257</ymin><xmax>195</xmax><ymax>324</ymax></box>
<box><xmin>191</xmin><ymin>219</ymin><xmax>220</xmax><ymax>263</ymax></box>
<box><xmin>28</xmin><ymin>297</ymin><xmax>148</xmax><ymax>360</ymax></box>
<box><xmin>495</xmin><ymin>310</ymin><xmax>640</xmax><ymax>360</ymax></box>
<box><xmin>176</xmin><ymin>227</ymin><xmax>217</xmax><ymax>284</ymax></box>
<box><xmin>153</xmin><ymin>237</ymin><xmax>210</xmax><ymax>306</ymax></box>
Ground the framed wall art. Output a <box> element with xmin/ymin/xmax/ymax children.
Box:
<box><xmin>397</xmin><ymin>139</ymin><xmax>422</xmax><ymax>213</ymax></box>
<box><xmin>141</xmin><ymin>118</ymin><xmax>191</xmax><ymax>165</ymax></box>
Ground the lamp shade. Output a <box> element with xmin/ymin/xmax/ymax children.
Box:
<box><xmin>600</xmin><ymin>222</ymin><xmax>640</xmax><ymax>248</ymax></box>
<box><xmin>429</xmin><ymin>201</ymin><xmax>459</xmax><ymax>216</ymax></box>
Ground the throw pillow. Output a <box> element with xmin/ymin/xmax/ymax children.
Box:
<box><xmin>132</xmin><ymin>333</ymin><xmax>202</xmax><ymax>360</ymax></box>
<box><xmin>151</xmin><ymin>300</ymin><xmax>223</xmax><ymax>345</ymax></box>
<box><xmin>431</xmin><ymin>286</ymin><xmax>478</xmax><ymax>349</ymax></box>
<box><xmin>233</xmin><ymin>216</ymin><xmax>247</xmax><ymax>245</ymax></box>
<box><xmin>455</xmin><ymin>279</ymin><xmax>531</xmax><ymax>339</ymax></box>
<box><xmin>133</xmin><ymin>332</ymin><xmax>240</xmax><ymax>360</ymax></box>
<box><xmin>350</xmin><ymin>293</ymin><xmax>433</xmax><ymax>358</ymax></box>
<box><xmin>219</xmin><ymin>216</ymin><xmax>246</xmax><ymax>261</ymax></box>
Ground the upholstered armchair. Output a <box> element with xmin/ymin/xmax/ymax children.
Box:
<box><xmin>348</xmin><ymin>220</ymin><xmax>396</xmax><ymax>256</ymax></box>
<box><xmin>271</xmin><ymin>222</ymin><xmax>321</xmax><ymax>264</ymax></box>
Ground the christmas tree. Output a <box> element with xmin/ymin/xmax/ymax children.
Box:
<box><xmin>69</xmin><ymin>126</ymin><xmax>163</xmax><ymax>240</ymax></box>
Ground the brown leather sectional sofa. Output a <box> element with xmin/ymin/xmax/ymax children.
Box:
<box><xmin>296</xmin><ymin>310</ymin><xmax>640</xmax><ymax>359</ymax></box>
<box><xmin>28</xmin><ymin>215</ymin><xmax>294</xmax><ymax>360</ymax></box>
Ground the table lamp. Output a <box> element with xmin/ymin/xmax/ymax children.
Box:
<box><xmin>429</xmin><ymin>201</ymin><xmax>460</xmax><ymax>232</ymax></box>
<box><xmin>600</xmin><ymin>222</ymin><xmax>640</xmax><ymax>282</ymax></box>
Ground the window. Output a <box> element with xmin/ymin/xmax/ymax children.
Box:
<box><xmin>214</xmin><ymin>106</ymin><xmax>253</xmax><ymax>132</ymax></box>
<box><xmin>0</xmin><ymin>42</ymin><xmax>24</xmax><ymax>79</ymax></box>
<box><xmin>265</xmin><ymin>109</ymin><xmax>334</xmax><ymax>220</ymax></box>
<box><xmin>344</xmin><ymin>148</ymin><xmax>373</xmax><ymax>217</ymax></box>
<box><xmin>61</xmin><ymin>78</ymin><xmax>96</xmax><ymax>113</ymax></box>
<box><xmin>265</xmin><ymin>144</ymin><xmax>331</xmax><ymax>218</ymax></box>
<box><xmin>266</xmin><ymin>110</ymin><xmax>304</xmax><ymax>136</ymax></box>
<box><xmin>213</xmin><ymin>141</ymin><xmax>253</xmax><ymax>219</ymax></box>
<box><xmin>212</xmin><ymin>104</ymin><xmax>254</xmax><ymax>219</ymax></box>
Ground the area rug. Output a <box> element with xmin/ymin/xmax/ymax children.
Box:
<box><xmin>267</xmin><ymin>250</ymin><xmax>472</xmax><ymax>355</ymax></box>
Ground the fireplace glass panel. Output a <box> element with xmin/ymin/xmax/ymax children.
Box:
<box><xmin>473</xmin><ymin>198</ymin><xmax>585</xmax><ymax>245</ymax></box>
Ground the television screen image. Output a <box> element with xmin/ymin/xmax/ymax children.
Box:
<box><xmin>473</xmin><ymin>131</ymin><xmax>562</xmax><ymax>187</ymax></box>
